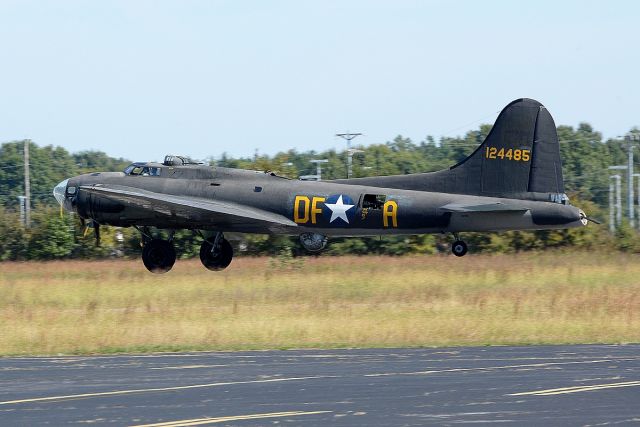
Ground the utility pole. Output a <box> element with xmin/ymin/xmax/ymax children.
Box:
<box><xmin>634</xmin><ymin>173</ymin><xmax>640</xmax><ymax>224</ymax></box>
<box><xmin>336</xmin><ymin>132</ymin><xmax>362</xmax><ymax>178</ymax></box>
<box><xmin>17</xmin><ymin>196</ymin><xmax>26</xmax><ymax>227</ymax></box>
<box><xmin>609</xmin><ymin>175</ymin><xmax>622</xmax><ymax>231</ymax></box>
<box><xmin>23</xmin><ymin>139</ymin><xmax>31</xmax><ymax>228</ymax></box>
<box><xmin>609</xmin><ymin>175</ymin><xmax>622</xmax><ymax>233</ymax></box>
<box><xmin>608</xmin><ymin>165</ymin><xmax>627</xmax><ymax>230</ymax></box>
<box><xmin>615</xmin><ymin>175</ymin><xmax>622</xmax><ymax>226</ymax></box>
<box><xmin>626</xmin><ymin>133</ymin><xmax>640</xmax><ymax>228</ymax></box>
<box><xmin>609</xmin><ymin>177</ymin><xmax>615</xmax><ymax>232</ymax></box>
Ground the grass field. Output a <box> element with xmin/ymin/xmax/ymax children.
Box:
<box><xmin>1</xmin><ymin>252</ymin><xmax>639</xmax><ymax>356</ymax></box>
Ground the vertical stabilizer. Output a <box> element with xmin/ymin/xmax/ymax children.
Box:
<box><xmin>334</xmin><ymin>98</ymin><xmax>565</xmax><ymax>200</ymax></box>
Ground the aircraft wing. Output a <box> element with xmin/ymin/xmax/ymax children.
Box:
<box><xmin>79</xmin><ymin>185</ymin><xmax>298</xmax><ymax>233</ymax></box>
<box><xmin>439</xmin><ymin>202</ymin><xmax>529</xmax><ymax>213</ymax></box>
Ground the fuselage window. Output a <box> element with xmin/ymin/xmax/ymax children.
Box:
<box><xmin>362</xmin><ymin>194</ymin><xmax>387</xmax><ymax>210</ymax></box>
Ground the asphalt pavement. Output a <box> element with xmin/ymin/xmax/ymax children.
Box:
<box><xmin>1</xmin><ymin>344</ymin><xmax>639</xmax><ymax>426</ymax></box>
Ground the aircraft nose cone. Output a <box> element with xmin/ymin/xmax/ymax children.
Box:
<box><xmin>53</xmin><ymin>178</ymin><xmax>69</xmax><ymax>207</ymax></box>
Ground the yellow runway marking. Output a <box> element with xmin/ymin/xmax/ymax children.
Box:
<box><xmin>0</xmin><ymin>376</ymin><xmax>332</xmax><ymax>406</ymax></box>
<box><xmin>130</xmin><ymin>411</ymin><xmax>332</xmax><ymax>427</ymax></box>
<box><xmin>509</xmin><ymin>380</ymin><xmax>640</xmax><ymax>396</ymax></box>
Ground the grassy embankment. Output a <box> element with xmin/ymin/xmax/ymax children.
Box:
<box><xmin>1</xmin><ymin>253</ymin><xmax>639</xmax><ymax>355</ymax></box>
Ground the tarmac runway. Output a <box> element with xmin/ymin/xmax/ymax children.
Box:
<box><xmin>1</xmin><ymin>344</ymin><xmax>639</xmax><ymax>426</ymax></box>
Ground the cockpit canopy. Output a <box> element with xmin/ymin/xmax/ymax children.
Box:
<box><xmin>123</xmin><ymin>163</ymin><xmax>162</xmax><ymax>176</ymax></box>
<box><xmin>123</xmin><ymin>155</ymin><xmax>205</xmax><ymax>175</ymax></box>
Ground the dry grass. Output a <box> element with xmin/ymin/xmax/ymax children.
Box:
<box><xmin>1</xmin><ymin>252</ymin><xmax>640</xmax><ymax>355</ymax></box>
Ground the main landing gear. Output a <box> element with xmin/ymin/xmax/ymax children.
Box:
<box><xmin>199</xmin><ymin>232</ymin><xmax>233</xmax><ymax>271</ymax></box>
<box><xmin>137</xmin><ymin>227</ymin><xmax>177</xmax><ymax>274</ymax></box>
<box><xmin>136</xmin><ymin>228</ymin><xmax>234</xmax><ymax>273</ymax></box>
<box><xmin>451</xmin><ymin>234</ymin><xmax>468</xmax><ymax>257</ymax></box>
<box><xmin>142</xmin><ymin>239</ymin><xmax>177</xmax><ymax>273</ymax></box>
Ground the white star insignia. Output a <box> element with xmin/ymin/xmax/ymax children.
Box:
<box><xmin>324</xmin><ymin>195</ymin><xmax>355</xmax><ymax>223</ymax></box>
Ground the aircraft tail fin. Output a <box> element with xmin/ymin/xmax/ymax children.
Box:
<box><xmin>447</xmin><ymin>98</ymin><xmax>564</xmax><ymax>197</ymax></box>
<box><xmin>443</xmin><ymin>98</ymin><xmax>564</xmax><ymax>197</ymax></box>
<box><xmin>334</xmin><ymin>98</ymin><xmax>565</xmax><ymax>200</ymax></box>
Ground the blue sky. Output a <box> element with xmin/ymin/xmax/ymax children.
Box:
<box><xmin>1</xmin><ymin>0</ymin><xmax>638</xmax><ymax>161</ymax></box>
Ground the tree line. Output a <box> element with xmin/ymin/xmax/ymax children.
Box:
<box><xmin>0</xmin><ymin>122</ymin><xmax>638</xmax><ymax>260</ymax></box>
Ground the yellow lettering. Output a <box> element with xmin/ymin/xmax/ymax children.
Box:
<box><xmin>383</xmin><ymin>200</ymin><xmax>398</xmax><ymax>228</ymax></box>
<box><xmin>294</xmin><ymin>196</ymin><xmax>310</xmax><ymax>224</ymax></box>
<box><xmin>311</xmin><ymin>197</ymin><xmax>325</xmax><ymax>224</ymax></box>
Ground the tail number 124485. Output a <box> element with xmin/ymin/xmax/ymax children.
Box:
<box><xmin>485</xmin><ymin>147</ymin><xmax>530</xmax><ymax>162</ymax></box>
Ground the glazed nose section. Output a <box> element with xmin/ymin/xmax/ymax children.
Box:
<box><xmin>53</xmin><ymin>178</ymin><xmax>69</xmax><ymax>208</ymax></box>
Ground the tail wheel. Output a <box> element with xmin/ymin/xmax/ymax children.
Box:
<box><xmin>142</xmin><ymin>239</ymin><xmax>176</xmax><ymax>273</ymax></box>
<box><xmin>200</xmin><ymin>238</ymin><xmax>233</xmax><ymax>271</ymax></box>
<box><xmin>452</xmin><ymin>240</ymin><xmax>468</xmax><ymax>257</ymax></box>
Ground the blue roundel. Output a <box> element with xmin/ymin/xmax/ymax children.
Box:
<box><xmin>323</xmin><ymin>194</ymin><xmax>356</xmax><ymax>226</ymax></box>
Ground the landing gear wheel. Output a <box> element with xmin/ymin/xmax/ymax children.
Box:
<box><xmin>142</xmin><ymin>239</ymin><xmax>176</xmax><ymax>273</ymax></box>
<box><xmin>200</xmin><ymin>238</ymin><xmax>233</xmax><ymax>271</ymax></box>
<box><xmin>452</xmin><ymin>240</ymin><xmax>468</xmax><ymax>257</ymax></box>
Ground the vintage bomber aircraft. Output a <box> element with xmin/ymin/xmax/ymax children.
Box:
<box><xmin>53</xmin><ymin>98</ymin><xmax>590</xmax><ymax>273</ymax></box>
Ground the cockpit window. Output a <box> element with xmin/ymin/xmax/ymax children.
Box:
<box><xmin>124</xmin><ymin>165</ymin><xmax>161</xmax><ymax>176</ymax></box>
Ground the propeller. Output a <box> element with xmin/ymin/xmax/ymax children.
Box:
<box><xmin>580</xmin><ymin>211</ymin><xmax>601</xmax><ymax>225</ymax></box>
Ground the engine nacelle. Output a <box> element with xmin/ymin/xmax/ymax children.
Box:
<box><xmin>299</xmin><ymin>233</ymin><xmax>328</xmax><ymax>252</ymax></box>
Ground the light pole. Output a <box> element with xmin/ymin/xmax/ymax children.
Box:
<box><xmin>336</xmin><ymin>132</ymin><xmax>362</xmax><ymax>178</ymax></box>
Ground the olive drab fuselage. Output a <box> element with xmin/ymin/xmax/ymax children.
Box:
<box><xmin>64</xmin><ymin>165</ymin><xmax>585</xmax><ymax>236</ymax></box>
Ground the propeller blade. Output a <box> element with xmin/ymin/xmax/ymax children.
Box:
<box><xmin>59</xmin><ymin>204</ymin><xmax>63</xmax><ymax>219</ymax></box>
<box><xmin>586</xmin><ymin>217</ymin><xmax>602</xmax><ymax>225</ymax></box>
